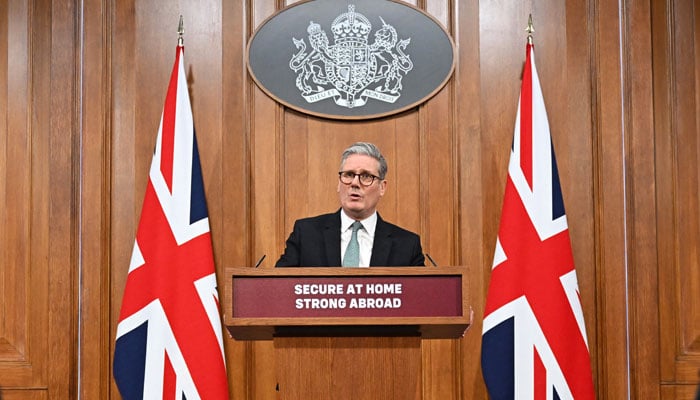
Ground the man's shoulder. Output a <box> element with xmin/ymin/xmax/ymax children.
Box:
<box><xmin>377</xmin><ymin>217</ymin><xmax>420</xmax><ymax>239</ymax></box>
<box><xmin>294</xmin><ymin>211</ymin><xmax>339</xmax><ymax>227</ymax></box>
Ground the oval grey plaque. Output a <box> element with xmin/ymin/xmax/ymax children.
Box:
<box><xmin>247</xmin><ymin>0</ymin><xmax>455</xmax><ymax>120</ymax></box>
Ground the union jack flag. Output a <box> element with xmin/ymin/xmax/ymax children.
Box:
<box><xmin>113</xmin><ymin>44</ymin><xmax>230</xmax><ymax>399</ymax></box>
<box><xmin>481</xmin><ymin>42</ymin><xmax>595</xmax><ymax>399</ymax></box>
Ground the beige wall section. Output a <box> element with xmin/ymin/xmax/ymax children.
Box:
<box><xmin>0</xmin><ymin>0</ymin><xmax>699</xmax><ymax>398</ymax></box>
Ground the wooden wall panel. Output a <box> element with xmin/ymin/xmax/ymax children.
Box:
<box><xmin>1</xmin><ymin>392</ymin><xmax>46</xmax><ymax>400</ymax></box>
<box><xmin>454</xmin><ymin>0</ymin><xmax>487</xmax><ymax>398</ymax></box>
<box><xmin>418</xmin><ymin>1</ymin><xmax>463</xmax><ymax>398</ymax></box>
<box><xmin>275</xmin><ymin>336</ymin><xmax>423</xmax><ymax>400</ymax></box>
<box><xmin>563</xmin><ymin>0</ymin><xmax>597</xmax><ymax>384</ymax></box>
<box><xmin>652</xmin><ymin>0</ymin><xmax>678</xmax><ymax>391</ymax></box>
<box><xmin>221</xmin><ymin>0</ymin><xmax>250</xmax><ymax>398</ymax></box>
<box><xmin>46</xmin><ymin>0</ymin><xmax>79</xmax><ymax>395</ymax></box>
<box><xmin>1</xmin><ymin>0</ymin><xmax>37</xmax><ymax>388</ymax></box>
<box><xmin>592</xmin><ymin>0</ymin><xmax>629</xmax><ymax>397</ymax></box>
<box><xmin>671</xmin><ymin>0</ymin><xmax>700</xmax><ymax>380</ymax></box>
<box><xmin>79</xmin><ymin>0</ymin><xmax>111</xmax><ymax>396</ymax></box>
<box><xmin>655</xmin><ymin>0</ymin><xmax>700</xmax><ymax>393</ymax></box>
<box><xmin>248</xmin><ymin>1</ymin><xmax>279</xmax><ymax>398</ymax></box>
<box><xmin>1</xmin><ymin>0</ymin><xmax>78</xmax><ymax>398</ymax></box>
<box><xmin>626</xmin><ymin>0</ymin><xmax>661</xmax><ymax>399</ymax></box>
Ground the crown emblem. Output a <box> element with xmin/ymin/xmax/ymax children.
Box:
<box><xmin>307</xmin><ymin>21</ymin><xmax>322</xmax><ymax>36</ymax></box>
<box><xmin>290</xmin><ymin>4</ymin><xmax>413</xmax><ymax>109</ymax></box>
<box><xmin>331</xmin><ymin>5</ymin><xmax>372</xmax><ymax>46</ymax></box>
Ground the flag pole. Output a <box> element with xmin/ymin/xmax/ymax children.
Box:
<box><xmin>178</xmin><ymin>15</ymin><xmax>184</xmax><ymax>46</ymax></box>
<box><xmin>526</xmin><ymin>14</ymin><xmax>534</xmax><ymax>44</ymax></box>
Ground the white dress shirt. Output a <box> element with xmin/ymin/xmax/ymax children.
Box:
<box><xmin>340</xmin><ymin>210</ymin><xmax>377</xmax><ymax>268</ymax></box>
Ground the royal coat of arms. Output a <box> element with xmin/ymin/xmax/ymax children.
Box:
<box><xmin>289</xmin><ymin>5</ymin><xmax>413</xmax><ymax>109</ymax></box>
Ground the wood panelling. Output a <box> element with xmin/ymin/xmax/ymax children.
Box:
<box><xmin>454</xmin><ymin>0</ymin><xmax>486</xmax><ymax>397</ymax></box>
<box><xmin>80</xmin><ymin>0</ymin><xmax>111</xmax><ymax>397</ymax></box>
<box><xmin>1</xmin><ymin>0</ymin><xmax>36</xmax><ymax>387</ymax></box>
<box><xmin>626</xmin><ymin>0</ymin><xmax>661</xmax><ymax>398</ymax></box>
<box><xmin>0</xmin><ymin>391</ymin><xmax>47</xmax><ymax>400</ymax></box>
<box><xmin>248</xmin><ymin>1</ymin><xmax>280</xmax><ymax>398</ymax></box>
<box><xmin>655</xmin><ymin>0</ymin><xmax>700</xmax><ymax>389</ymax></box>
<box><xmin>1</xmin><ymin>0</ymin><xmax>78</xmax><ymax>398</ymax></box>
<box><xmin>592</xmin><ymin>0</ymin><xmax>629</xmax><ymax>397</ymax></box>
<box><xmin>221</xmin><ymin>0</ymin><xmax>250</xmax><ymax>398</ymax></box>
<box><xmin>275</xmin><ymin>336</ymin><xmax>422</xmax><ymax>400</ymax></box>
<box><xmin>2</xmin><ymin>0</ymin><xmax>700</xmax><ymax>399</ymax></box>
<box><xmin>661</xmin><ymin>384</ymin><xmax>700</xmax><ymax>400</ymax></box>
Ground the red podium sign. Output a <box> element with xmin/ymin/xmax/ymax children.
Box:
<box><xmin>224</xmin><ymin>267</ymin><xmax>471</xmax><ymax>339</ymax></box>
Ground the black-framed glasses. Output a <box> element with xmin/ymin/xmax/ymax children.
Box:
<box><xmin>338</xmin><ymin>171</ymin><xmax>380</xmax><ymax>186</ymax></box>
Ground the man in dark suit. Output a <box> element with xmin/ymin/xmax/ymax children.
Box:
<box><xmin>275</xmin><ymin>142</ymin><xmax>424</xmax><ymax>267</ymax></box>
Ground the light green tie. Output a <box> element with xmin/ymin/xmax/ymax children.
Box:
<box><xmin>342</xmin><ymin>221</ymin><xmax>362</xmax><ymax>267</ymax></box>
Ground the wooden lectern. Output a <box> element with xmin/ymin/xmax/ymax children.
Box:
<box><xmin>223</xmin><ymin>267</ymin><xmax>471</xmax><ymax>400</ymax></box>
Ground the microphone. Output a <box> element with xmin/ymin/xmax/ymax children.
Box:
<box><xmin>254</xmin><ymin>254</ymin><xmax>266</xmax><ymax>268</ymax></box>
<box><xmin>425</xmin><ymin>253</ymin><xmax>438</xmax><ymax>267</ymax></box>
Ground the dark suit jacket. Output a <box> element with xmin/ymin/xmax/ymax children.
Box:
<box><xmin>275</xmin><ymin>211</ymin><xmax>425</xmax><ymax>267</ymax></box>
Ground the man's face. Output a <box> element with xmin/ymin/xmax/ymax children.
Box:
<box><xmin>337</xmin><ymin>154</ymin><xmax>386</xmax><ymax>220</ymax></box>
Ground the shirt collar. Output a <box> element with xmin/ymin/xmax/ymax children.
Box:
<box><xmin>340</xmin><ymin>210</ymin><xmax>377</xmax><ymax>237</ymax></box>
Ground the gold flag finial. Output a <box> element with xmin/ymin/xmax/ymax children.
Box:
<box><xmin>526</xmin><ymin>14</ymin><xmax>534</xmax><ymax>44</ymax></box>
<box><xmin>178</xmin><ymin>15</ymin><xmax>184</xmax><ymax>46</ymax></box>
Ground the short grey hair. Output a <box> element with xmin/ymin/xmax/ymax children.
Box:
<box><xmin>340</xmin><ymin>142</ymin><xmax>388</xmax><ymax>179</ymax></box>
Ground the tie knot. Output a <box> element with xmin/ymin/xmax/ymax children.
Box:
<box><xmin>351</xmin><ymin>221</ymin><xmax>363</xmax><ymax>232</ymax></box>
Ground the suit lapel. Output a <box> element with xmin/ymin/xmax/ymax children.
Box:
<box><xmin>323</xmin><ymin>211</ymin><xmax>342</xmax><ymax>266</ymax></box>
<box><xmin>370</xmin><ymin>214</ymin><xmax>392</xmax><ymax>266</ymax></box>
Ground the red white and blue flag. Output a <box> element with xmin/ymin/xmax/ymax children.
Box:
<box><xmin>113</xmin><ymin>44</ymin><xmax>230</xmax><ymax>399</ymax></box>
<box><xmin>481</xmin><ymin>42</ymin><xmax>595</xmax><ymax>399</ymax></box>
